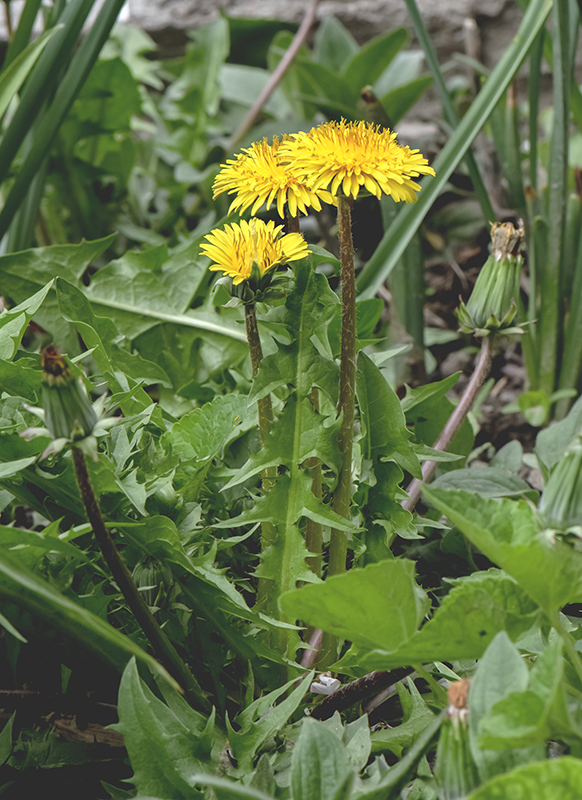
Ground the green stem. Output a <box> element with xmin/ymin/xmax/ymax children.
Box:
<box><xmin>71</xmin><ymin>446</ymin><xmax>209</xmax><ymax>713</ymax></box>
<box><xmin>244</xmin><ymin>304</ymin><xmax>278</xmax><ymax>615</ymax></box>
<box><xmin>305</xmin><ymin>388</ymin><xmax>323</xmax><ymax>579</ymax></box>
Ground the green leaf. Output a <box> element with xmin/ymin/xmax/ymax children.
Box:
<box><xmin>334</xmin><ymin>570</ymin><xmax>539</xmax><ymax>674</ymax></box>
<box><xmin>0</xmin><ymin>712</ymin><xmax>15</xmax><ymax>765</ymax></box>
<box><xmin>280</xmin><ymin>560</ymin><xmax>429</xmax><ymax>652</ymax></box>
<box><xmin>291</xmin><ymin>718</ymin><xmax>351</xmax><ymax>800</ymax></box>
<box><xmin>0</xmin><ymin>547</ymin><xmax>176</xmax><ymax>686</ymax></box>
<box><xmin>313</xmin><ymin>16</ymin><xmax>359</xmax><ymax>72</ymax></box>
<box><xmin>371</xmin><ymin>678</ymin><xmax>435</xmax><ymax>757</ymax></box>
<box><xmin>432</xmin><ymin>467</ymin><xmax>537</xmax><ymax>500</ymax></box>
<box><xmin>116</xmin><ymin>659</ymin><xmax>218</xmax><ymax>800</ymax></box>
<box><xmin>222</xmin><ymin>396</ymin><xmax>341</xmax><ymax>490</ymax></box>
<box><xmin>464</xmin><ymin>755</ymin><xmax>582</xmax><ymax>799</ymax></box>
<box><xmin>0</xmin><ymin>25</ymin><xmax>61</xmax><ymax>119</ymax></box>
<box><xmin>357</xmin><ymin>351</ymin><xmax>421</xmax><ymax>478</ymax></box>
<box><xmin>423</xmin><ymin>486</ymin><xmax>582</xmax><ymax>614</ymax></box>
<box><xmin>227</xmin><ymin>672</ymin><xmax>313</xmax><ymax>771</ymax></box>
<box><xmin>468</xmin><ymin>632</ymin><xmax>545</xmax><ymax>782</ymax></box>
<box><xmin>479</xmin><ymin>639</ymin><xmax>574</xmax><ymax>748</ymax></box>
<box><xmin>380</xmin><ymin>75</ymin><xmax>433</xmax><ymax>125</ymax></box>
<box><xmin>342</xmin><ymin>29</ymin><xmax>408</xmax><ymax>96</ymax></box>
<box><xmin>535</xmin><ymin>395</ymin><xmax>582</xmax><ymax>474</ymax></box>
<box><xmin>0</xmin><ymin>281</ymin><xmax>53</xmax><ymax>361</ymax></box>
<box><xmin>0</xmin><ymin>236</ymin><xmax>115</xmax><ymax>351</ymax></box>
<box><xmin>187</xmin><ymin>775</ymin><xmax>275</xmax><ymax>800</ymax></box>
<box><xmin>401</xmin><ymin>372</ymin><xmax>461</xmax><ymax>413</ymax></box>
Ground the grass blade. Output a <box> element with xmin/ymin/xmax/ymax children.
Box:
<box><xmin>357</xmin><ymin>0</ymin><xmax>552</xmax><ymax>299</ymax></box>
<box><xmin>3</xmin><ymin>0</ymin><xmax>43</xmax><ymax>69</ymax></box>
<box><xmin>403</xmin><ymin>0</ymin><xmax>495</xmax><ymax>225</ymax></box>
<box><xmin>0</xmin><ymin>26</ymin><xmax>59</xmax><ymax>122</ymax></box>
<box><xmin>0</xmin><ymin>0</ymin><xmax>126</xmax><ymax>241</ymax></box>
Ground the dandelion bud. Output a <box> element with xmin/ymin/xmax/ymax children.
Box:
<box><xmin>435</xmin><ymin>679</ymin><xmax>480</xmax><ymax>800</ymax></box>
<box><xmin>539</xmin><ymin>435</ymin><xmax>582</xmax><ymax>531</ymax></box>
<box><xmin>41</xmin><ymin>346</ymin><xmax>97</xmax><ymax>441</ymax></box>
<box><xmin>457</xmin><ymin>221</ymin><xmax>525</xmax><ymax>337</ymax></box>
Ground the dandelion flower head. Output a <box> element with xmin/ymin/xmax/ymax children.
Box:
<box><xmin>212</xmin><ymin>136</ymin><xmax>334</xmax><ymax>218</ymax></box>
<box><xmin>201</xmin><ymin>219</ymin><xmax>309</xmax><ymax>285</ymax></box>
<box><xmin>279</xmin><ymin>119</ymin><xmax>435</xmax><ymax>203</ymax></box>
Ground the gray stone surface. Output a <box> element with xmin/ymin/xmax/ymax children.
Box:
<box><xmin>127</xmin><ymin>0</ymin><xmax>520</xmax><ymax>68</ymax></box>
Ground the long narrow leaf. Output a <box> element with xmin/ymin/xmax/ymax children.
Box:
<box><xmin>357</xmin><ymin>0</ymin><xmax>552</xmax><ymax>298</ymax></box>
<box><xmin>0</xmin><ymin>27</ymin><xmax>59</xmax><ymax>122</ymax></box>
<box><xmin>0</xmin><ymin>0</ymin><xmax>96</xmax><ymax>189</ymax></box>
<box><xmin>538</xmin><ymin>0</ymin><xmax>570</xmax><ymax>395</ymax></box>
<box><xmin>0</xmin><ymin>0</ymin><xmax>126</xmax><ymax>241</ymax></box>
<box><xmin>402</xmin><ymin>0</ymin><xmax>495</xmax><ymax>224</ymax></box>
<box><xmin>3</xmin><ymin>0</ymin><xmax>44</xmax><ymax>69</ymax></box>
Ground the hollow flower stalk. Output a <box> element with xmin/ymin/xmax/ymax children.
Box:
<box><xmin>212</xmin><ymin>136</ymin><xmax>334</xmax><ymax>219</ymax></box>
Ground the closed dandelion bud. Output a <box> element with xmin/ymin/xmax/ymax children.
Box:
<box><xmin>132</xmin><ymin>556</ymin><xmax>174</xmax><ymax>608</ymax></box>
<box><xmin>41</xmin><ymin>346</ymin><xmax>97</xmax><ymax>441</ymax></box>
<box><xmin>539</xmin><ymin>435</ymin><xmax>582</xmax><ymax>531</ymax></box>
<box><xmin>457</xmin><ymin>221</ymin><xmax>525</xmax><ymax>337</ymax></box>
<box><xmin>434</xmin><ymin>679</ymin><xmax>479</xmax><ymax>800</ymax></box>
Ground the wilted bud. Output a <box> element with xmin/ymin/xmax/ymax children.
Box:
<box><xmin>539</xmin><ymin>435</ymin><xmax>582</xmax><ymax>531</ymax></box>
<box><xmin>434</xmin><ymin>679</ymin><xmax>480</xmax><ymax>800</ymax></box>
<box><xmin>41</xmin><ymin>346</ymin><xmax>97</xmax><ymax>441</ymax></box>
<box><xmin>457</xmin><ymin>221</ymin><xmax>525</xmax><ymax>337</ymax></box>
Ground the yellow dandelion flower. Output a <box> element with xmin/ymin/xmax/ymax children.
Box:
<box><xmin>212</xmin><ymin>136</ymin><xmax>335</xmax><ymax>218</ymax></box>
<box><xmin>200</xmin><ymin>218</ymin><xmax>309</xmax><ymax>285</ymax></box>
<box><xmin>279</xmin><ymin>119</ymin><xmax>435</xmax><ymax>203</ymax></box>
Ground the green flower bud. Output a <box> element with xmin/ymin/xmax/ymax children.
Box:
<box><xmin>132</xmin><ymin>556</ymin><xmax>174</xmax><ymax>608</ymax></box>
<box><xmin>457</xmin><ymin>221</ymin><xmax>525</xmax><ymax>337</ymax></box>
<box><xmin>435</xmin><ymin>679</ymin><xmax>480</xmax><ymax>800</ymax></box>
<box><xmin>41</xmin><ymin>346</ymin><xmax>97</xmax><ymax>441</ymax></box>
<box><xmin>539</xmin><ymin>435</ymin><xmax>582</xmax><ymax>531</ymax></box>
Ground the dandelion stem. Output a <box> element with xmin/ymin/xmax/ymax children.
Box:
<box><xmin>305</xmin><ymin>388</ymin><xmax>323</xmax><ymax>579</ymax></box>
<box><xmin>330</xmin><ymin>195</ymin><xmax>356</xmax><ymax>574</ymax></box>
<box><xmin>71</xmin><ymin>446</ymin><xmax>209</xmax><ymax>713</ymax></box>
<box><xmin>320</xmin><ymin>196</ymin><xmax>356</xmax><ymax>668</ymax></box>
<box><xmin>403</xmin><ymin>335</ymin><xmax>493</xmax><ymax>513</ymax></box>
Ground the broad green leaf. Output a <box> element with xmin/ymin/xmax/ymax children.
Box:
<box><xmin>280</xmin><ymin>560</ymin><xmax>429</xmax><ymax>652</ymax></box>
<box><xmin>380</xmin><ymin>76</ymin><xmax>433</xmax><ymax>126</ymax></box>
<box><xmin>334</xmin><ymin>570</ymin><xmax>539</xmax><ymax>674</ymax></box>
<box><xmin>56</xmin><ymin>277</ymin><xmax>162</xmax><ymax>415</ymax></box>
<box><xmin>0</xmin><ymin>547</ymin><xmax>175</xmax><ymax>685</ymax></box>
<box><xmin>357</xmin><ymin>0</ymin><xmax>553</xmax><ymax>296</ymax></box>
<box><xmin>291</xmin><ymin>718</ymin><xmax>351</xmax><ymax>800</ymax></box>
<box><xmin>116</xmin><ymin>659</ymin><xmax>219</xmax><ymax>800</ymax></box>
<box><xmin>432</xmin><ymin>467</ymin><xmax>537</xmax><ymax>500</ymax></box>
<box><xmin>423</xmin><ymin>487</ymin><xmax>582</xmax><ymax>613</ymax></box>
<box><xmin>357</xmin><ymin>351</ymin><xmax>421</xmax><ymax>478</ymax></box>
<box><xmin>163</xmin><ymin>393</ymin><xmax>252</xmax><ymax>493</ymax></box>
<box><xmin>0</xmin><ymin>236</ymin><xmax>115</xmax><ymax>351</ymax></box>
<box><xmin>401</xmin><ymin>372</ymin><xmax>461</xmax><ymax>413</ymax></box>
<box><xmin>0</xmin><ymin>281</ymin><xmax>52</xmax><ymax>361</ymax></box>
<box><xmin>219</xmin><ymin>63</ymin><xmax>292</xmax><ymax>118</ymax></box>
<box><xmin>479</xmin><ymin>639</ymin><xmax>576</xmax><ymax>748</ymax></box>
<box><xmin>0</xmin><ymin>456</ymin><xmax>37</xmax><ymax>479</ymax></box>
<box><xmin>313</xmin><ymin>16</ymin><xmax>359</xmax><ymax>72</ymax></box>
<box><xmin>84</xmin><ymin>243</ymin><xmax>246</xmax><ymax>343</ymax></box>
<box><xmin>469</xmin><ymin>632</ymin><xmax>545</xmax><ymax>782</ymax></box>
<box><xmin>342</xmin><ymin>29</ymin><xmax>408</xmax><ymax>96</ymax></box>
<box><xmin>227</xmin><ymin>672</ymin><xmax>313</xmax><ymax>771</ymax></box>
<box><xmin>464</xmin><ymin>755</ymin><xmax>582</xmax><ymax>799</ymax></box>
<box><xmin>371</xmin><ymin>678</ymin><xmax>434</xmax><ymax>757</ymax></box>
<box><xmin>222</xmin><ymin>396</ymin><xmax>341</xmax><ymax>490</ymax></box>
